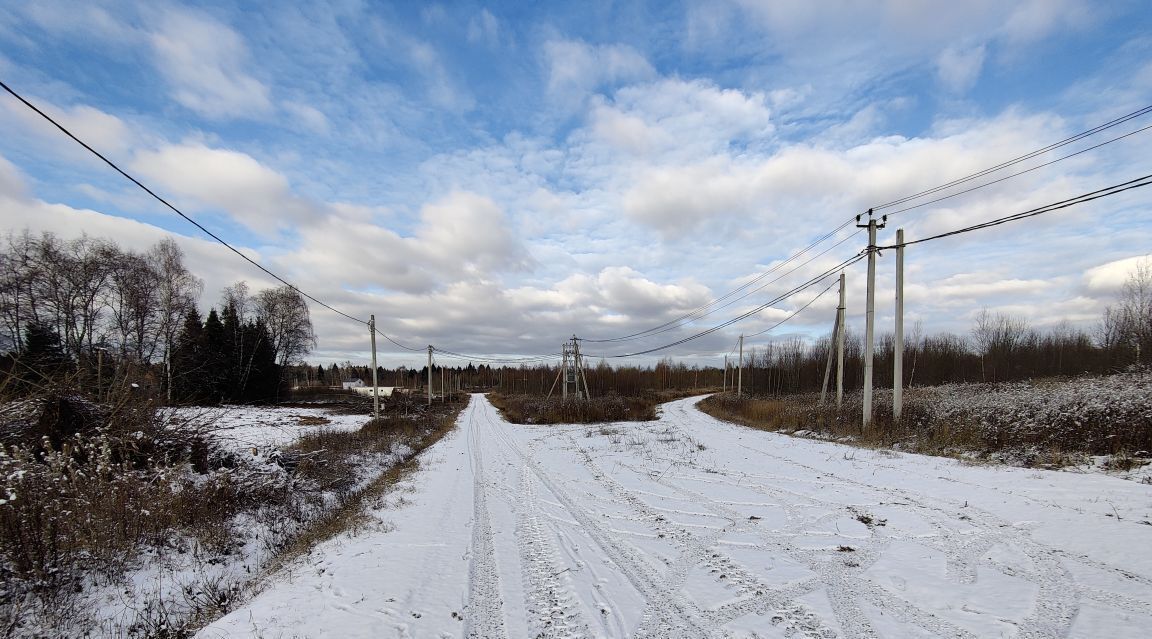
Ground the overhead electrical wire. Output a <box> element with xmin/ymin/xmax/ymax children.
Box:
<box><xmin>876</xmin><ymin>173</ymin><xmax>1152</xmax><ymax>250</ymax></box>
<box><xmin>586</xmin><ymin>222</ymin><xmax>862</xmax><ymax>344</ymax></box>
<box><xmin>883</xmin><ymin>123</ymin><xmax>1152</xmax><ymax>218</ymax></box>
<box><xmin>872</xmin><ymin>104</ymin><xmax>1152</xmax><ymax>211</ymax></box>
<box><xmin>585</xmin><ymin>253</ymin><xmax>866</xmax><ymax>359</ymax></box>
<box><xmin>741</xmin><ymin>278</ymin><xmax>839</xmax><ymax>339</ymax></box>
<box><xmin>1</xmin><ymin>79</ymin><xmax>561</xmax><ymax>363</ymax></box>
<box><xmin>0</xmin><ymin>79</ymin><xmax>370</xmax><ymax>327</ymax></box>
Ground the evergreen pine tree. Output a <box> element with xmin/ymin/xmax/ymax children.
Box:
<box><xmin>171</xmin><ymin>308</ymin><xmax>204</xmax><ymax>403</ymax></box>
<box><xmin>201</xmin><ymin>309</ymin><xmax>228</xmax><ymax>404</ymax></box>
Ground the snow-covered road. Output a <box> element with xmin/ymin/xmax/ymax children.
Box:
<box><xmin>198</xmin><ymin>394</ymin><xmax>1152</xmax><ymax>638</ymax></box>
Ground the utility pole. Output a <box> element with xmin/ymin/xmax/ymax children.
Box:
<box><xmin>737</xmin><ymin>334</ymin><xmax>744</xmax><ymax>397</ymax></box>
<box><xmin>561</xmin><ymin>342</ymin><xmax>569</xmax><ymax>400</ymax></box>
<box><xmin>572</xmin><ymin>336</ymin><xmax>591</xmax><ymax>399</ymax></box>
<box><xmin>894</xmin><ymin>228</ymin><xmax>905</xmax><ymax>421</ymax></box>
<box><xmin>369</xmin><ymin>315</ymin><xmax>380</xmax><ymax>420</ymax></box>
<box><xmin>427</xmin><ymin>345</ymin><xmax>433</xmax><ymax>407</ymax></box>
<box><xmin>857</xmin><ymin>210</ymin><xmax>886</xmax><ymax>427</ymax></box>
<box><xmin>441</xmin><ymin>364</ymin><xmax>446</xmax><ymax>403</ymax></box>
<box><xmin>836</xmin><ymin>271</ymin><xmax>846</xmax><ymax>408</ymax></box>
<box><xmin>722</xmin><ymin>355</ymin><xmax>728</xmax><ymax>392</ymax></box>
<box><xmin>819</xmin><ymin>313</ymin><xmax>838</xmax><ymax>405</ymax></box>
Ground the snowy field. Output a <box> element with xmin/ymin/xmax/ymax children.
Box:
<box><xmin>167</xmin><ymin>405</ymin><xmax>367</xmax><ymax>452</ymax></box>
<box><xmin>198</xmin><ymin>394</ymin><xmax>1152</xmax><ymax>638</ymax></box>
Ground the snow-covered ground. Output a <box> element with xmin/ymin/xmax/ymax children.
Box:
<box><xmin>198</xmin><ymin>394</ymin><xmax>1152</xmax><ymax>638</ymax></box>
<box><xmin>167</xmin><ymin>405</ymin><xmax>367</xmax><ymax>452</ymax></box>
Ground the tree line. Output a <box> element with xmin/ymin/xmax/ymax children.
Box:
<box><xmin>1</xmin><ymin>230</ymin><xmax>315</xmax><ymax>404</ymax></box>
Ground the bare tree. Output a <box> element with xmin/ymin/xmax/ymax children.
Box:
<box><xmin>1101</xmin><ymin>257</ymin><xmax>1152</xmax><ymax>364</ymax></box>
<box><xmin>972</xmin><ymin>309</ymin><xmax>1030</xmax><ymax>382</ymax></box>
<box><xmin>255</xmin><ymin>285</ymin><xmax>316</xmax><ymax>367</ymax></box>
<box><xmin>149</xmin><ymin>239</ymin><xmax>202</xmax><ymax>401</ymax></box>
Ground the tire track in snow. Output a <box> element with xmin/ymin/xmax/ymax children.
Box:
<box><xmin>513</xmin><ymin>465</ymin><xmax>593</xmax><ymax>638</ymax></box>
<box><xmin>564</xmin><ymin>432</ymin><xmax>845</xmax><ymax>639</ymax></box>
<box><xmin>464</xmin><ymin>401</ymin><xmax>509</xmax><ymax>639</ymax></box>
<box><xmin>477</xmin><ymin>398</ymin><xmax>712</xmax><ymax>638</ymax></box>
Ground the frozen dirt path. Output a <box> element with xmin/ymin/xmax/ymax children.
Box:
<box><xmin>199</xmin><ymin>394</ymin><xmax>1152</xmax><ymax>638</ymax></box>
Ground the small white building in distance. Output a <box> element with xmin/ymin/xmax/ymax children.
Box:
<box><xmin>353</xmin><ymin>386</ymin><xmax>396</xmax><ymax>398</ymax></box>
<box><xmin>341</xmin><ymin>378</ymin><xmax>364</xmax><ymax>390</ymax></box>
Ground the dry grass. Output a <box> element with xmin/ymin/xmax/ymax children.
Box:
<box><xmin>489</xmin><ymin>389</ymin><xmax>709</xmax><ymax>425</ymax></box>
<box><xmin>0</xmin><ymin>386</ymin><xmax>466</xmax><ymax>637</ymax></box>
<box><xmin>698</xmin><ymin>371</ymin><xmax>1152</xmax><ymax>467</ymax></box>
<box><xmin>262</xmin><ymin>400</ymin><xmax>464</xmax><ymax>574</ymax></box>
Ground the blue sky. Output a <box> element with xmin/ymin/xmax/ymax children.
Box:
<box><xmin>1</xmin><ymin>1</ymin><xmax>1151</xmax><ymax>367</ymax></box>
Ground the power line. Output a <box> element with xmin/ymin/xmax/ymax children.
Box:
<box><xmin>884</xmin><ymin>123</ymin><xmax>1152</xmax><ymax>217</ymax></box>
<box><xmin>585</xmin><ymin>254</ymin><xmax>866</xmax><ymax>359</ymax></box>
<box><xmin>373</xmin><ymin>327</ymin><xmax>424</xmax><ymax>352</ymax></box>
<box><xmin>742</xmin><ymin>278</ymin><xmax>839</xmax><ymax>339</ymax></box>
<box><xmin>0</xmin><ymin>79</ymin><xmax>370</xmax><ymax>327</ymax></box>
<box><xmin>586</xmin><ymin>224</ymin><xmax>862</xmax><ymax>344</ymax></box>
<box><xmin>876</xmin><ymin>173</ymin><xmax>1152</xmax><ymax>250</ymax></box>
<box><xmin>1</xmin><ymin>78</ymin><xmax>549</xmax><ymax>362</ymax></box>
<box><xmin>432</xmin><ymin>347</ymin><xmax>562</xmax><ymax>364</ymax></box>
<box><xmin>872</xmin><ymin>104</ymin><xmax>1152</xmax><ymax>211</ymax></box>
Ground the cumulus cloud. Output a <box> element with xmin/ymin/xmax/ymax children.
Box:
<box><xmin>0</xmin><ymin>155</ymin><xmax>29</xmax><ymax>201</ymax></box>
<box><xmin>130</xmin><ymin>143</ymin><xmax>313</xmax><ymax>232</ymax></box>
<box><xmin>589</xmin><ymin>79</ymin><xmax>773</xmax><ymax>158</ymax></box>
<box><xmin>289</xmin><ymin>191</ymin><xmax>531</xmax><ymax>294</ymax></box>
<box><xmin>149</xmin><ymin>8</ymin><xmax>273</xmax><ymax>119</ymax></box>
<box><xmin>1083</xmin><ymin>255</ymin><xmax>1152</xmax><ymax>294</ymax></box>
<box><xmin>0</xmin><ymin>96</ymin><xmax>136</xmax><ymax>160</ymax></box>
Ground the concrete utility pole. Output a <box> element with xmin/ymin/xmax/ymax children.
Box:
<box><xmin>369</xmin><ymin>315</ymin><xmax>380</xmax><ymax>420</ymax></box>
<box><xmin>857</xmin><ymin>210</ymin><xmax>886</xmax><ymax>427</ymax></box>
<box><xmin>894</xmin><ymin>228</ymin><xmax>905</xmax><ymax>421</ymax></box>
<box><xmin>427</xmin><ymin>345</ymin><xmax>433</xmax><ymax>406</ymax></box>
<box><xmin>738</xmin><ymin>334</ymin><xmax>744</xmax><ymax>397</ymax></box>
<box><xmin>836</xmin><ymin>271</ymin><xmax>846</xmax><ymax>408</ymax></box>
<box><xmin>723</xmin><ymin>355</ymin><xmax>728</xmax><ymax>392</ymax></box>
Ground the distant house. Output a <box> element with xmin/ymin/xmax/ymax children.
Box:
<box><xmin>352</xmin><ymin>386</ymin><xmax>395</xmax><ymax>398</ymax></box>
<box><xmin>341</xmin><ymin>378</ymin><xmax>364</xmax><ymax>390</ymax></box>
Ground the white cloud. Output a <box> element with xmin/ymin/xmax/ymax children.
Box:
<box><xmin>130</xmin><ymin>143</ymin><xmax>313</xmax><ymax>232</ymax></box>
<box><xmin>289</xmin><ymin>191</ymin><xmax>531</xmax><ymax>294</ymax></box>
<box><xmin>1083</xmin><ymin>255</ymin><xmax>1152</xmax><ymax>295</ymax></box>
<box><xmin>0</xmin><ymin>155</ymin><xmax>28</xmax><ymax>201</ymax></box>
<box><xmin>282</xmin><ymin>101</ymin><xmax>330</xmax><ymax>134</ymax></box>
<box><xmin>937</xmin><ymin>43</ymin><xmax>986</xmax><ymax>94</ymax></box>
<box><xmin>999</xmin><ymin>0</ymin><xmax>1092</xmax><ymax>44</ymax></box>
<box><xmin>544</xmin><ymin>39</ymin><xmax>655</xmax><ymax>104</ymax></box>
<box><xmin>467</xmin><ymin>9</ymin><xmax>500</xmax><ymax>47</ymax></box>
<box><xmin>149</xmin><ymin>8</ymin><xmax>273</xmax><ymax>119</ymax></box>
<box><xmin>0</xmin><ymin>96</ymin><xmax>136</xmax><ymax>160</ymax></box>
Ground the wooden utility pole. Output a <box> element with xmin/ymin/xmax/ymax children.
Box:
<box><xmin>857</xmin><ymin>211</ymin><xmax>886</xmax><ymax>427</ymax></box>
<box><xmin>572</xmin><ymin>336</ymin><xmax>591</xmax><ymax>399</ymax></box>
<box><xmin>894</xmin><ymin>228</ymin><xmax>905</xmax><ymax>421</ymax></box>
<box><xmin>427</xmin><ymin>345</ymin><xmax>433</xmax><ymax>406</ymax></box>
<box><xmin>561</xmin><ymin>342</ymin><xmax>569</xmax><ymax>400</ymax></box>
<box><xmin>722</xmin><ymin>355</ymin><xmax>728</xmax><ymax>392</ymax></box>
<box><xmin>836</xmin><ymin>272</ymin><xmax>846</xmax><ymax>408</ymax></box>
<box><xmin>369</xmin><ymin>315</ymin><xmax>380</xmax><ymax>420</ymax></box>
<box><xmin>737</xmin><ymin>334</ymin><xmax>744</xmax><ymax>397</ymax></box>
